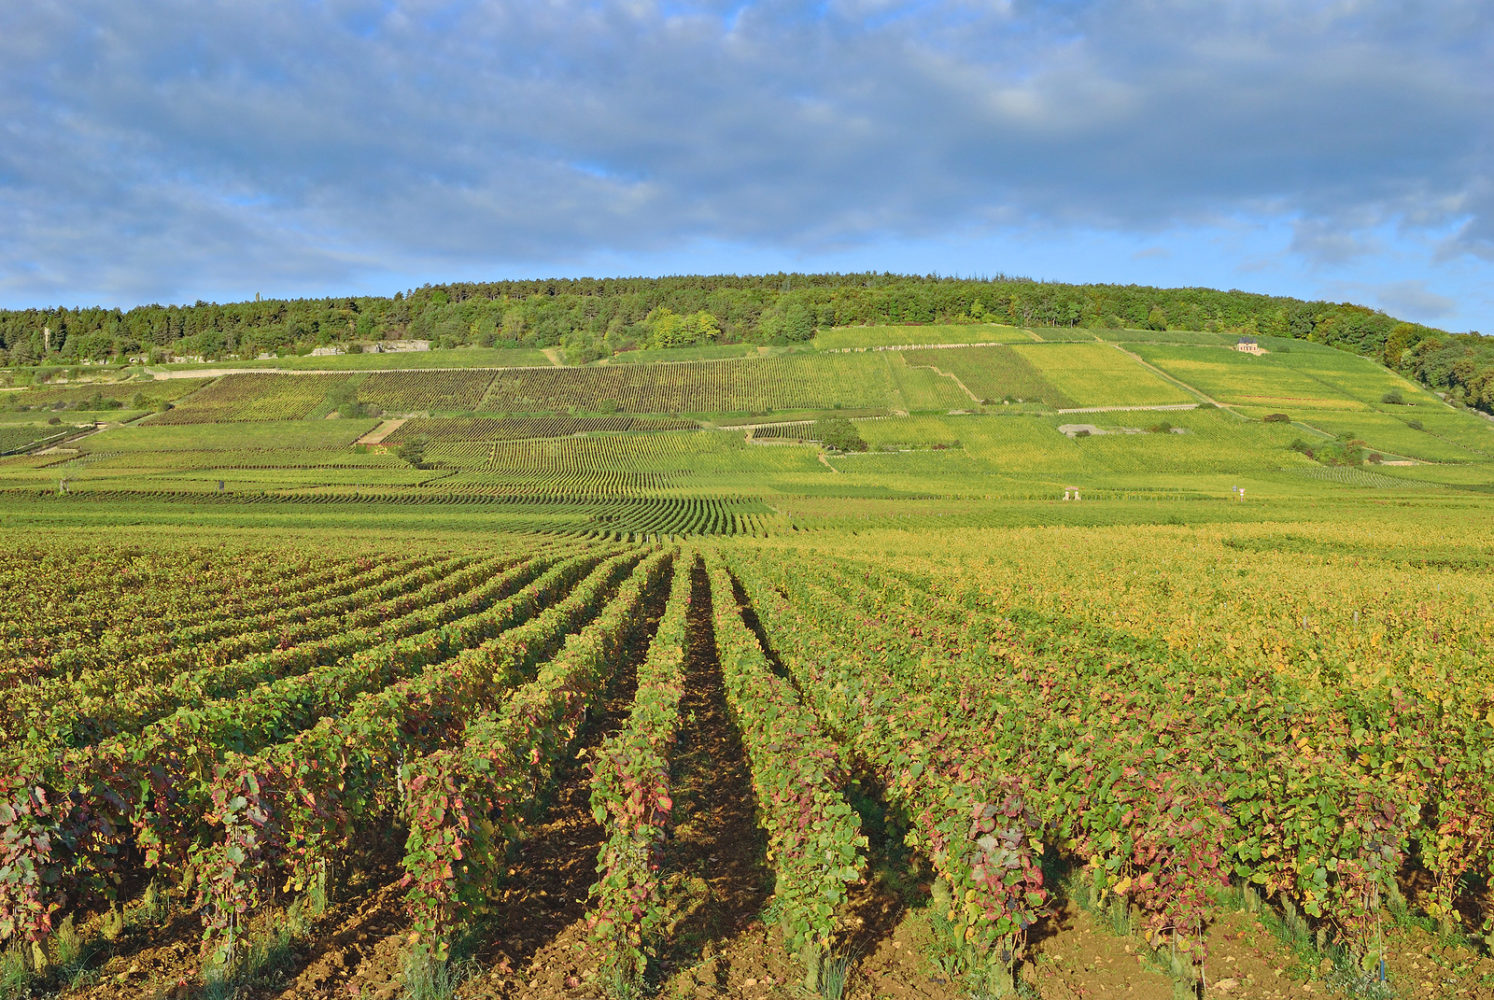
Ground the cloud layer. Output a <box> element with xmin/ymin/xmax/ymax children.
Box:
<box><xmin>1</xmin><ymin>1</ymin><xmax>1490</xmax><ymax>328</ymax></box>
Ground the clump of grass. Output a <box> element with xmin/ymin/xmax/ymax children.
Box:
<box><xmin>598</xmin><ymin>965</ymin><xmax>647</xmax><ymax>1000</ymax></box>
<box><xmin>202</xmin><ymin>886</ymin><xmax>322</xmax><ymax>995</ymax></box>
<box><xmin>201</xmin><ymin>965</ymin><xmax>236</xmax><ymax>1000</ymax></box>
<box><xmin>402</xmin><ymin>948</ymin><xmax>472</xmax><ymax>1000</ymax></box>
<box><xmin>139</xmin><ymin>878</ymin><xmax>170</xmax><ymax>926</ymax></box>
<box><xmin>99</xmin><ymin>903</ymin><xmax>125</xmax><ymax>943</ymax></box>
<box><xmin>818</xmin><ymin>954</ymin><xmax>852</xmax><ymax>999</ymax></box>
<box><xmin>1219</xmin><ymin>884</ymin><xmax>1395</xmax><ymax>999</ymax></box>
<box><xmin>1</xmin><ymin>944</ymin><xmax>29</xmax><ymax>1000</ymax></box>
<box><xmin>50</xmin><ymin>914</ymin><xmax>101</xmax><ymax>990</ymax></box>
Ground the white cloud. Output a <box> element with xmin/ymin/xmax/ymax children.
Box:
<box><xmin>1374</xmin><ymin>280</ymin><xmax>1457</xmax><ymax>320</ymax></box>
<box><xmin>0</xmin><ymin>0</ymin><xmax>1489</xmax><ymax>307</ymax></box>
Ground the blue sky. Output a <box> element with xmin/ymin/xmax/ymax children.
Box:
<box><xmin>1</xmin><ymin>1</ymin><xmax>1490</xmax><ymax>333</ymax></box>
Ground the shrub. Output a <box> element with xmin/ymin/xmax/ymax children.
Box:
<box><xmin>395</xmin><ymin>435</ymin><xmax>429</xmax><ymax>468</ymax></box>
<box><xmin>1367</xmin><ymin>452</ymin><xmax>1383</xmax><ymax>464</ymax></box>
<box><xmin>1406</xmin><ymin>420</ymin><xmax>1423</xmax><ymax>431</ymax></box>
<box><xmin>1381</xmin><ymin>390</ymin><xmax>1404</xmax><ymax>405</ymax></box>
<box><xmin>1147</xmin><ymin>421</ymin><xmax>1173</xmax><ymax>434</ymax></box>
<box><xmin>812</xmin><ymin>416</ymin><xmax>867</xmax><ymax>452</ymax></box>
<box><xmin>1263</xmin><ymin>413</ymin><xmax>1290</xmax><ymax>423</ymax></box>
<box><xmin>1313</xmin><ymin>440</ymin><xmax>1365</xmax><ymax>466</ymax></box>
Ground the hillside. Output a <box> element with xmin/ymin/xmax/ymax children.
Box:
<box><xmin>2</xmin><ymin>324</ymin><xmax>1490</xmax><ymax>537</ymax></box>
<box><xmin>2</xmin><ymin>273</ymin><xmax>1491</xmax><ymax>416</ymax></box>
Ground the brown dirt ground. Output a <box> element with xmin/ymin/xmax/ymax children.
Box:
<box><xmin>49</xmin><ymin>900</ymin><xmax>202</xmax><ymax>1000</ymax></box>
<box><xmin>42</xmin><ymin>855</ymin><xmax>1494</xmax><ymax>1000</ymax></box>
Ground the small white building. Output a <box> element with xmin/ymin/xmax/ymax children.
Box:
<box><xmin>1235</xmin><ymin>336</ymin><xmax>1266</xmax><ymax>355</ymax></box>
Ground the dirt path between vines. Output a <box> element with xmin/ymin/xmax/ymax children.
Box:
<box><xmin>451</xmin><ymin>583</ymin><xmax>664</xmax><ymax>1000</ymax></box>
<box><xmin>355</xmin><ymin>417</ymin><xmax>407</xmax><ymax>446</ymax></box>
<box><xmin>477</xmin><ymin>557</ymin><xmax>790</xmax><ymax>998</ymax></box>
<box><xmin>645</xmin><ymin>560</ymin><xmax>783</xmax><ymax>997</ymax></box>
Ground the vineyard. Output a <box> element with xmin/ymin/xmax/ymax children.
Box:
<box><xmin>2</xmin><ymin>331</ymin><xmax>1494</xmax><ymax>999</ymax></box>
<box><xmin>475</xmin><ymin>355</ymin><xmax>901</xmax><ymax>414</ymax></box>
<box><xmin>901</xmin><ymin>345</ymin><xmax>1076</xmax><ymax>408</ymax></box>
<box><xmin>0</xmin><ymin>521</ymin><xmax>1491</xmax><ymax>1000</ymax></box>
<box><xmin>383</xmin><ymin>417</ymin><xmax>699</xmax><ymax>444</ymax></box>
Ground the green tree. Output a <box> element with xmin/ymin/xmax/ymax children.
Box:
<box><xmin>395</xmin><ymin>435</ymin><xmax>429</xmax><ymax>468</ymax></box>
<box><xmin>693</xmin><ymin>310</ymin><xmax>722</xmax><ymax>343</ymax></box>
<box><xmin>646</xmin><ymin>308</ymin><xmax>692</xmax><ymax>348</ymax></box>
<box><xmin>812</xmin><ymin>417</ymin><xmax>867</xmax><ymax>452</ymax></box>
<box><xmin>784</xmin><ymin>301</ymin><xmax>814</xmax><ymax>342</ymax></box>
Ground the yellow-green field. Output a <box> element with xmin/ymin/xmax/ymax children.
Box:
<box><xmin>1010</xmin><ymin>342</ymin><xmax>1195</xmax><ymax>406</ymax></box>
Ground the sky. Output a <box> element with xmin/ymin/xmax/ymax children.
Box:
<box><xmin>1</xmin><ymin>0</ymin><xmax>1490</xmax><ymax>333</ymax></box>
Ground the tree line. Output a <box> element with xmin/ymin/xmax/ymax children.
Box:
<box><xmin>0</xmin><ymin>273</ymin><xmax>1488</xmax><ymax>412</ymax></box>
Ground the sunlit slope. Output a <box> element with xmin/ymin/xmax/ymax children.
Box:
<box><xmin>3</xmin><ymin>333</ymin><xmax>1490</xmax><ymax>525</ymax></box>
<box><xmin>1009</xmin><ymin>342</ymin><xmax>1196</xmax><ymax>406</ymax></box>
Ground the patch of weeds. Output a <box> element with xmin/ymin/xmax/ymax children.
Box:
<box><xmin>138</xmin><ymin>877</ymin><xmax>170</xmax><ymax>928</ymax></box>
<box><xmin>818</xmin><ymin>954</ymin><xmax>852</xmax><ymax>1000</ymax></box>
<box><xmin>907</xmin><ymin>888</ymin><xmax>1019</xmax><ymax>997</ymax></box>
<box><xmin>202</xmin><ymin>889</ymin><xmax>319</xmax><ymax>994</ymax></box>
<box><xmin>1324</xmin><ymin>962</ymin><xmax>1394</xmax><ymax>1000</ymax></box>
<box><xmin>201</xmin><ymin>964</ymin><xmax>236</xmax><ymax>1000</ymax></box>
<box><xmin>1060</xmin><ymin>870</ymin><xmax>1133</xmax><ymax>937</ymax></box>
<box><xmin>1218</xmin><ymin>884</ymin><xmax>1396</xmax><ymax>999</ymax></box>
<box><xmin>597</xmin><ymin>964</ymin><xmax>648</xmax><ymax>1000</ymax></box>
<box><xmin>1</xmin><ymin>945</ymin><xmax>29</xmax><ymax>1000</ymax></box>
<box><xmin>916</xmin><ymin>894</ymin><xmax>965</xmax><ymax>982</ymax></box>
<box><xmin>235</xmin><ymin>912</ymin><xmax>304</xmax><ymax>986</ymax></box>
<box><xmin>401</xmin><ymin>947</ymin><xmax>474</xmax><ymax>1000</ymax></box>
<box><xmin>50</xmin><ymin>914</ymin><xmax>104</xmax><ymax>991</ymax></box>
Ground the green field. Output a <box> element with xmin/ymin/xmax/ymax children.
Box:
<box><xmin>900</xmin><ymin>344</ymin><xmax>1076</xmax><ymax>407</ymax></box>
<box><xmin>5</xmin><ymin>339</ymin><xmax>1489</xmax><ymax>512</ymax></box>
<box><xmin>1010</xmin><ymin>342</ymin><xmax>1195</xmax><ymax>406</ymax></box>
<box><xmin>882</xmin><ymin>352</ymin><xmax>974</xmax><ymax>410</ymax></box>
<box><xmin>1131</xmin><ymin>344</ymin><xmax>1369</xmax><ymax>410</ymax></box>
<box><xmin>603</xmin><ymin>343</ymin><xmax>768</xmax><ymax>364</ymax></box>
<box><xmin>153</xmin><ymin>346</ymin><xmax>553</xmax><ymax>370</ymax></box>
<box><xmin>813</xmin><ymin>323</ymin><xmax>1036</xmax><ymax>349</ymax></box>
